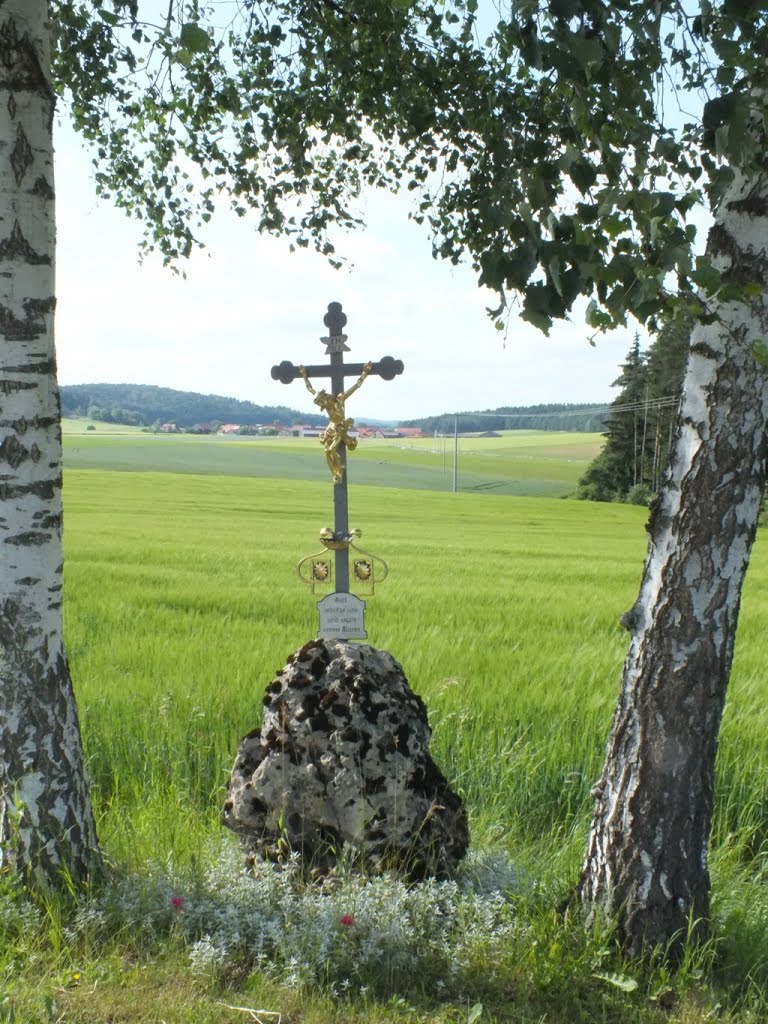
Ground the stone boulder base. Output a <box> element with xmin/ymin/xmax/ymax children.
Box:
<box><xmin>223</xmin><ymin>639</ymin><xmax>469</xmax><ymax>878</ymax></box>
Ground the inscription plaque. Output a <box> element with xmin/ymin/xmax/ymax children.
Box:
<box><xmin>317</xmin><ymin>592</ymin><xmax>367</xmax><ymax>640</ymax></box>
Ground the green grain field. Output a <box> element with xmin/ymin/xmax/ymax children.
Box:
<box><xmin>62</xmin><ymin>426</ymin><xmax>603</xmax><ymax>497</ymax></box>
<box><xmin>8</xmin><ymin>429</ymin><xmax>768</xmax><ymax>1023</ymax></box>
<box><xmin>61</xmin><ymin>463</ymin><xmax>768</xmax><ymax>869</ymax></box>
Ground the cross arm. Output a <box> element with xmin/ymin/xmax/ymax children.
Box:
<box><xmin>271</xmin><ymin>356</ymin><xmax>404</xmax><ymax>385</ymax></box>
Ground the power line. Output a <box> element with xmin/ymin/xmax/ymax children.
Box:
<box><xmin>435</xmin><ymin>396</ymin><xmax>680</xmax><ymax>421</ymax></box>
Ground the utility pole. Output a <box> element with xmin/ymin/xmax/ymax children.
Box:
<box><xmin>452</xmin><ymin>415</ymin><xmax>458</xmax><ymax>494</ymax></box>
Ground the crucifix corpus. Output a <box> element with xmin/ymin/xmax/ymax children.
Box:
<box><xmin>271</xmin><ymin>301</ymin><xmax>403</xmax><ymax>640</ymax></box>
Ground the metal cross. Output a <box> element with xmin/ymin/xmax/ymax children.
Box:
<box><xmin>271</xmin><ymin>301</ymin><xmax>403</xmax><ymax>594</ymax></box>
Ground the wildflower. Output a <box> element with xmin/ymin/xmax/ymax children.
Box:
<box><xmin>171</xmin><ymin>895</ymin><xmax>184</xmax><ymax>910</ymax></box>
<box><xmin>339</xmin><ymin>914</ymin><xmax>354</xmax><ymax>927</ymax></box>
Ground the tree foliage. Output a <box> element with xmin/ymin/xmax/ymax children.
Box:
<box><xmin>51</xmin><ymin>1</ymin><xmax>767</xmax><ymax>336</ymax></box>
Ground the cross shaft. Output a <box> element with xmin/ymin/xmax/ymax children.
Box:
<box><xmin>271</xmin><ymin>302</ymin><xmax>403</xmax><ymax>595</ymax></box>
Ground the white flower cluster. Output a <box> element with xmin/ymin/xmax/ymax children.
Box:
<box><xmin>0</xmin><ymin>879</ymin><xmax>42</xmax><ymax>941</ymax></box>
<box><xmin>65</xmin><ymin>838</ymin><xmax>530</xmax><ymax>997</ymax></box>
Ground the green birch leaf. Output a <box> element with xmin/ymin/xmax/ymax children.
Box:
<box><xmin>568</xmin><ymin>32</ymin><xmax>604</xmax><ymax>76</ymax></box>
<box><xmin>180</xmin><ymin>23</ymin><xmax>213</xmax><ymax>53</ymax></box>
<box><xmin>521</xmin><ymin>306</ymin><xmax>553</xmax><ymax>334</ymax></box>
<box><xmin>548</xmin><ymin>256</ymin><xmax>563</xmax><ymax>297</ymax></box>
<box><xmin>550</xmin><ymin>0</ymin><xmax>580</xmax><ymax>18</ymax></box>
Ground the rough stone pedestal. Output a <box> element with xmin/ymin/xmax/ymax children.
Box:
<box><xmin>223</xmin><ymin>639</ymin><xmax>469</xmax><ymax>879</ymax></box>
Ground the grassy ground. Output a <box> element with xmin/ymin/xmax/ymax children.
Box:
<box><xmin>5</xmin><ymin>436</ymin><xmax>768</xmax><ymax>1021</ymax></box>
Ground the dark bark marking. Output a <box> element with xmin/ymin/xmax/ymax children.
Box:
<box><xmin>30</xmin><ymin>176</ymin><xmax>54</xmax><ymax>200</ymax></box>
<box><xmin>0</xmin><ymin>382</ymin><xmax>35</xmax><ymax>398</ymax></box>
<box><xmin>6</xmin><ymin>91</ymin><xmax>14</xmax><ymax>119</ymax></box>
<box><xmin>0</xmin><ymin>220</ymin><xmax>50</xmax><ymax>265</ymax></box>
<box><xmin>26</xmin><ymin>296</ymin><xmax>55</xmax><ymax>316</ymax></box>
<box><xmin>0</xmin><ymin>296</ymin><xmax>54</xmax><ymax>340</ymax></box>
<box><xmin>0</xmin><ymin>415</ymin><xmax>58</xmax><ymax>432</ymax></box>
<box><xmin>0</xmin><ymin>433</ymin><xmax>29</xmax><ymax>469</ymax></box>
<box><xmin>708</xmin><ymin>223</ymin><xmax>768</xmax><ymax>288</ymax></box>
<box><xmin>10</xmin><ymin>122</ymin><xmax>32</xmax><ymax>185</ymax></box>
<box><xmin>690</xmin><ymin>341</ymin><xmax>720</xmax><ymax>361</ymax></box>
<box><xmin>3</xmin><ymin>530</ymin><xmax>50</xmax><ymax>546</ymax></box>
<box><xmin>15</xmin><ymin>576</ymin><xmax>40</xmax><ymax>585</ymax></box>
<box><xmin>619</xmin><ymin>602</ymin><xmax>642</xmax><ymax>634</ymax></box>
<box><xmin>645</xmin><ymin>491</ymin><xmax>672</xmax><ymax>536</ymax></box>
<box><xmin>708</xmin><ymin>223</ymin><xmax>735</xmax><ymax>261</ymax></box>
<box><xmin>0</xmin><ymin>599</ymin><xmax>21</xmax><ymax>653</ymax></box>
<box><xmin>1</xmin><ymin>359</ymin><xmax>55</xmax><ymax>376</ymax></box>
<box><xmin>0</xmin><ymin>18</ymin><xmax>51</xmax><ymax>94</ymax></box>
<box><xmin>726</xmin><ymin>189</ymin><xmax>768</xmax><ymax>217</ymax></box>
<box><xmin>0</xmin><ymin>484</ymin><xmax>59</xmax><ymax>511</ymax></box>
<box><xmin>32</xmin><ymin>511</ymin><xmax>61</xmax><ymax>531</ymax></box>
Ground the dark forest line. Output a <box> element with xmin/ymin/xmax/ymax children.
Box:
<box><xmin>404</xmin><ymin>404</ymin><xmax>608</xmax><ymax>434</ymax></box>
<box><xmin>60</xmin><ymin>382</ymin><xmax>326</xmax><ymax>429</ymax></box>
<box><xmin>63</xmin><ymin>383</ymin><xmax>608</xmax><ymax>433</ymax></box>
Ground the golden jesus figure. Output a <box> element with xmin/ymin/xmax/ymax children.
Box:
<box><xmin>299</xmin><ymin>362</ymin><xmax>373</xmax><ymax>484</ymax></box>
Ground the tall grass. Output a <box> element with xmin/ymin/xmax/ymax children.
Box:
<box><xmin>62</xmin><ymin>470</ymin><xmax>768</xmax><ymax>890</ymax></box>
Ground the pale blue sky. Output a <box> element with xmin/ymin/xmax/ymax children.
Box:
<box><xmin>54</xmin><ymin>116</ymin><xmax>649</xmax><ymax>423</ymax></box>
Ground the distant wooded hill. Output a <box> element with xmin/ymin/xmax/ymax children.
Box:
<box><xmin>60</xmin><ymin>383</ymin><xmax>327</xmax><ymax>429</ymax></box>
<box><xmin>61</xmin><ymin>384</ymin><xmax>610</xmax><ymax>433</ymax></box>
<box><xmin>404</xmin><ymin>404</ymin><xmax>608</xmax><ymax>434</ymax></box>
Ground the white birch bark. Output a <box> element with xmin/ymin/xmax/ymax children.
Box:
<box><xmin>579</xmin><ymin>156</ymin><xmax>768</xmax><ymax>954</ymax></box>
<box><xmin>0</xmin><ymin>0</ymin><xmax>99</xmax><ymax>883</ymax></box>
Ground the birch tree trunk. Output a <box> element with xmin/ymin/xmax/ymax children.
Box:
<box><xmin>0</xmin><ymin>0</ymin><xmax>99</xmax><ymax>884</ymax></box>
<box><xmin>578</xmin><ymin>158</ymin><xmax>768</xmax><ymax>955</ymax></box>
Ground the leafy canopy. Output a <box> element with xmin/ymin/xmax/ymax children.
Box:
<box><xmin>52</xmin><ymin>1</ymin><xmax>768</xmax><ymax>332</ymax></box>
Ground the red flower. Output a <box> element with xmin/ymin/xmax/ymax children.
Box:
<box><xmin>339</xmin><ymin>914</ymin><xmax>354</xmax><ymax>927</ymax></box>
<box><xmin>170</xmin><ymin>895</ymin><xmax>184</xmax><ymax>910</ymax></box>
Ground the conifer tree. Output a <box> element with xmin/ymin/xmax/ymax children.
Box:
<box><xmin>579</xmin><ymin>336</ymin><xmax>648</xmax><ymax>502</ymax></box>
<box><xmin>578</xmin><ymin>325</ymin><xmax>689</xmax><ymax>503</ymax></box>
